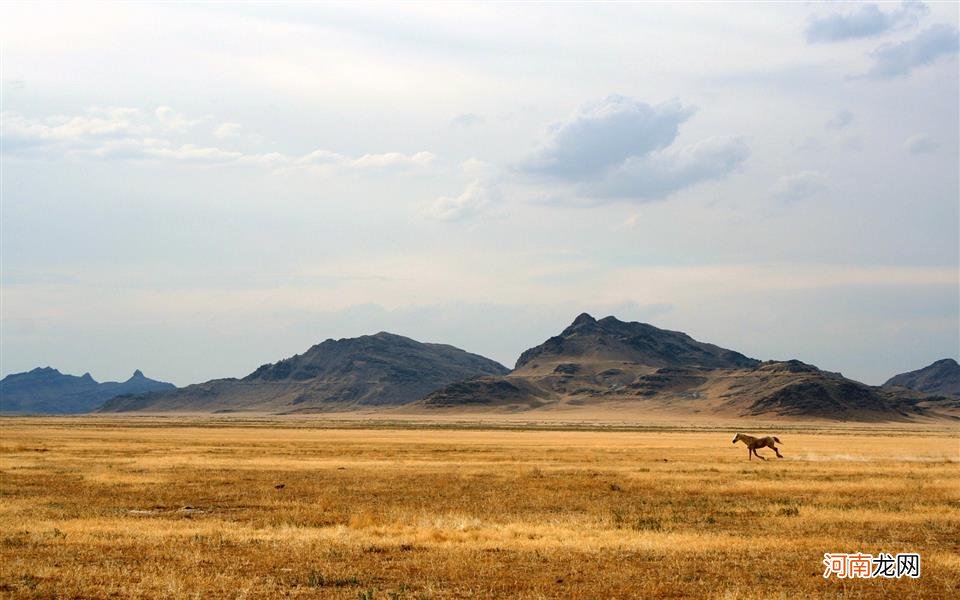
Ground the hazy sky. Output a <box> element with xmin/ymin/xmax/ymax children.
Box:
<box><xmin>2</xmin><ymin>1</ymin><xmax>958</xmax><ymax>386</ymax></box>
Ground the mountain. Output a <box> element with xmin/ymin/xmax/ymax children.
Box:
<box><xmin>883</xmin><ymin>359</ymin><xmax>960</xmax><ymax>398</ymax></box>
<box><xmin>13</xmin><ymin>319</ymin><xmax>954</xmax><ymax>421</ymax></box>
<box><xmin>99</xmin><ymin>332</ymin><xmax>508</xmax><ymax>413</ymax></box>
<box><xmin>515</xmin><ymin>313</ymin><xmax>759</xmax><ymax>371</ymax></box>
<box><xmin>0</xmin><ymin>367</ymin><xmax>175</xmax><ymax>414</ymax></box>
<box><xmin>421</xmin><ymin>313</ymin><xmax>760</xmax><ymax>410</ymax></box>
<box><xmin>417</xmin><ymin>314</ymin><xmax>948</xmax><ymax>421</ymax></box>
<box><xmin>703</xmin><ymin>360</ymin><xmax>938</xmax><ymax>421</ymax></box>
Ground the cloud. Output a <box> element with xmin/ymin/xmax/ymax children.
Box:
<box><xmin>422</xmin><ymin>180</ymin><xmax>499</xmax><ymax>222</ymax></box>
<box><xmin>1</xmin><ymin>107</ymin><xmax>148</xmax><ymax>152</ymax></box>
<box><xmin>351</xmin><ymin>151</ymin><xmax>435</xmax><ymax>169</ymax></box>
<box><xmin>155</xmin><ymin>106</ymin><xmax>202</xmax><ymax>133</ymax></box>
<box><xmin>863</xmin><ymin>24</ymin><xmax>960</xmax><ymax>79</ymax></box>
<box><xmin>826</xmin><ymin>109</ymin><xmax>854</xmax><ymax>130</ymax></box>
<box><xmin>214</xmin><ymin>122</ymin><xmax>243</xmax><ymax>139</ymax></box>
<box><xmin>904</xmin><ymin>134</ymin><xmax>939</xmax><ymax>154</ymax></box>
<box><xmin>518</xmin><ymin>95</ymin><xmax>746</xmax><ymax>203</ymax></box>
<box><xmin>451</xmin><ymin>113</ymin><xmax>485</xmax><ymax>127</ymax></box>
<box><xmin>459</xmin><ymin>158</ymin><xmax>496</xmax><ymax>178</ymax></box>
<box><xmin>590</xmin><ymin>136</ymin><xmax>749</xmax><ymax>200</ymax></box>
<box><xmin>2</xmin><ymin>108</ymin><xmax>436</xmax><ymax>173</ymax></box>
<box><xmin>1</xmin><ymin>110</ymin><xmax>251</xmax><ymax>165</ymax></box>
<box><xmin>91</xmin><ymin>138</ymin><xmax>244</xmax><ymax>163</ymax></box>
<box><xmin>805</xmin><ymin>1</ymin><xmax>929</xmax><ymax>43</ymax></box>
<box><xmin>292</xmin><ymin>149</ymin><xmax>435</xmax><ymax>173</ymax></box>
<box><xmin>520</xmin><ymin>95</ymin><xmax>695</xmax><ymax>181</ymax></box>
<box><xmin>771</xmin><ymin>171</ymin><xmax>828</xmax><ymax>201</ymax></box>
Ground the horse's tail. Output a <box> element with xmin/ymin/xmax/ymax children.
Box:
<box><xmin>773</xmin><ymin>436</ymin><xmax>782</xmax><ymax>444</ymax></box>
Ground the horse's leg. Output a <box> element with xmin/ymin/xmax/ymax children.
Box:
<box><xmin>753</xmin><ymin>448</ymin><xmax>766</xmax><ymax>461</ymax></box>
<box><xmin>764</xmin><ymin>441</ymin><xmax>783</xmax><ymax>458</ymax></box>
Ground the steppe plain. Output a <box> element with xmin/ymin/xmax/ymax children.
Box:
<box><xmin>1</xmin><ymin>415</ymin><xmax>957</xmax><ymax>599</ymax></box>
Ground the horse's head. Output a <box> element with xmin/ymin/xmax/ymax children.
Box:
<box><xmin>732</xmin><ymin>433</ymin><xmax>740</xmax><ymax>444</ymax></box>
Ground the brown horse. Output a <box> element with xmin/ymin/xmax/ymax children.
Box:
<box><xmin>732</xmin><ymin>433</ymin><xmax>783</xmax><ymax>461</ymax></box>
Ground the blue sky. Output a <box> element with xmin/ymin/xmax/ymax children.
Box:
<box><xmin>2</xmin><ymin>1</ymin><xmax>958</xmax><ymax>385</ymax></box>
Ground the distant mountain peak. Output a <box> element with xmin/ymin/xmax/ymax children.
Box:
<box><xmin>597</xmin><ymin>315</ymin><xmax>625</xmax><ymax>324</ymax></box>
<box><xmin>2</xmin><ymin>366</ymin><xmax>174</xmax><ymax>414</ymax></box>
<box><xmin>884</xmin><ymin>358</ymin><xmax>960</xmax><ymax>398</ymax></box>
<box><xmin>571</xmin><ymin>312</ymin><xmax>597</xmax><ymax>326</ymax></box>
<box><xmin>516</xmin><ymin>313</ymin><xmax>758</xmax><ymax>370</ymax></box>
<box><xmin>30</xmin><ymin>366</ymin><xmax>61</xmax><ymax>375</ymax></box>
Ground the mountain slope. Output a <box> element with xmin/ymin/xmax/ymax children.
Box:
<box><xmin>99</xmin><ymin>332</ymin><xmax>508</xmax><ymax>413</ymax></box>
<box><xmin>706</xmin><ymin>361</ymin><xmax>934</xmax><ymax>421</ymax></box>
<box><xmin>420</xmin><ymin>313</ymin><xmax>761</xmax><ymax>411</ymax></box>
<box><xmin>883</xmin><ymin>359</ymin><xmax>960</xmax><ymax>398</ymax></box>
<box><xmin>515</xmin><ymin>313</ymin><xmax>759</xmax><ymax>372</ymax></box>
<box><xmin>0</xmin><ymin>367</ymin><xmax>175</xmax><ymax>414</ymax></box>
<box><xmin>416</xmin><ymin>314</ymin><xmax>943</xmax><ymax>421</ymax></box>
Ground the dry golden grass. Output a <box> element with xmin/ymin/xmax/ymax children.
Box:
<box><xmin>1</xmin><ymin>417</ymin><xmax>958</xmax><ymax>599</ymax></box>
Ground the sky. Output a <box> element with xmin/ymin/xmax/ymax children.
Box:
<box><xmin>1</xmin><ymin>1</ymin><xmax>958</xmax><ymax>386</ymax></box>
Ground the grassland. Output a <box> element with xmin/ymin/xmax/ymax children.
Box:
<box><xmin>1</xmin><ymin>417</ymin><xmax>958</xmax><ymax>599</ymax></box>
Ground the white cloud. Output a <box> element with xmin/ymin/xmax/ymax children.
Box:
<box><xmin>460</xmin><ymin>158</ymin><xmax>496</xmax><ymax>178</ymax></box>
<box><xmin>88</xmin><ymin>137</ymin><xmax>243</xmax><ymax>163</ymax></box>
<box><xmin>214</xmin><ymin>122</ymin><xmax>243</xmax><ymax>139</ymax></box>
<box><xmin>422</xmin><ymin>180</ymin><xmax>499</xmax><ymax>222</ymax></box>
<box><xmin>137</xmin><ymin>143</ymin><xmax>243</xmax><ymax>164</ymax></box>
<box><xmin>771</xmin><ymin>171</ymin><xmax>828</xmax><ymax>202</ymax></box>
<box><xmin>238</xmin><ymin>152</ymin><xmax>291</xmax><ymax>167</ymax></box>
<box><xmin>290</xmin><ymin>149</ymin><xmax>435</xmax><ymax>174</ymax></box>
<box><xmin>591</xmin><ymin>136</ymin><xmax>749</xmax><ymax>200</ymax></box>
<box><xmin>351</xmin><ymin>151</ymin><xmax>435</xmax><ymax>169</ymax></box>
<box><xmin>155</xmin><ymin>106</ymin><xmax>202</xmax><ymax>133</ymax></box>
<box><xmin>520</xmin><ymin>95</ymin><xmax>695</xmax><ymax>181</ymax></box>
<box><xmin>2</xmin><ymin>108</ymin><xmax>436</xmax><ymax>173</ymax></box>
<box><xmin>904</xmin><ymin>134</ymin><xmax>939</xmax><ymax>154</ymax></box>
<box><xmin>518</xmin><ymin>95</ymin><xmax>747</xmax><ymax>203</ymax></box>
<box><xmin>1</xmin><ymin>108</ymin><xmax>149</xmax><ymax>152</ymax></box>
<box><xmin>863</xmin><ymin>24</ymin><xmax>960</xmax><ymax>79</ymax></box>
<box><xmin>805</xmin><ymin>1</ymin><xmax>929</xmax><ymax>43</ymax></box>
<box><xmin>1</xmin><ymin>111</ymin><xmax>248</xmax><ymax>165</ymax></box>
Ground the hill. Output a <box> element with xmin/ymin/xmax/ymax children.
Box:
<box><xmin>99</xmin><ymin>332</ymin><xmax>508</xmax><ymax>413</ymax></box>
<box><xmin>0</xmin><ymin>368</ymin><xmax>175</xmax><ymax>414</ymax></box>
<box><xmin>883</xmin><ymin>358</ymin><xmax>960</xmax><ymax>398</ymax></box>
<box><xmin>417</xmin><ymin>314</ymin><xmax>949</xmax><ymax>421</ymax></box>
<box><xmin>515</xmin><ymin>312</ymin><xmax>759</xmax><ymax>371</ymax></box>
